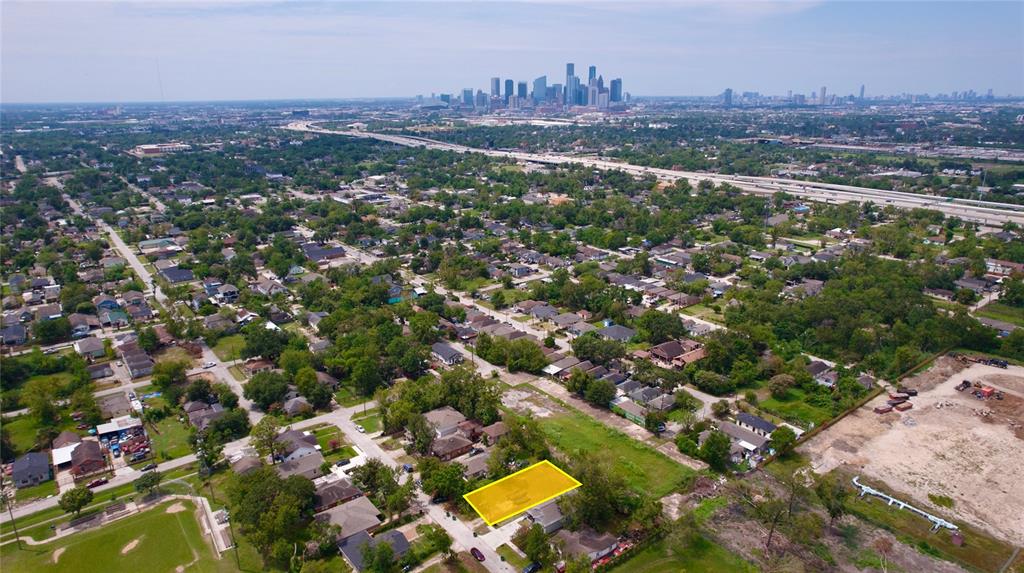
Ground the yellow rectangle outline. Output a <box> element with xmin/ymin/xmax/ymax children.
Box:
<box><xmin>462</xmin><ymin>460</ymin><xmax>581</xmax><ymax>526</ymax></box>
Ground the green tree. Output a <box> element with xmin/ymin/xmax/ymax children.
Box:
<box><xmin>419</xmin><ymin>458</ymin><xmax>466</xmax><ymax>500</ymax></box>
<box><xmin>137</xmin><ymin>326</ymin><xmax>160</xmax><ymax>352</ymax></box>
<box><xmin>815</xmin><ymin>476</ymin><xmax>850</xmax><ymax>528</ymax></box>
<box><xmin>514</xmin><ymin>523</ymin><xmax>556</xmax><ymax>567</ymax></box>
<box><xmin>699</xmin><ymin>430</ymin><xmax>732</xmax><ymax>472</ymax></box>
<box><xmin>250</xmin><ymin>417</ymin><xmax>284</xmax><ymax>462</ymax></box>
<box><xmin>59</xmin><ymin>486</ymin><xmax>93</xmax><ymax>517</ymax></box>
<box><xmin>363</xmin><ymin>542</ymin><xmax>399</xmax><ymax>573</ymax></box>
<box><xmin>33</xmin><ymin>317</ymin><xmax>71</xmax><ymax>344</ymax></box>
<box><xmin>278</xmin><ymin>349</ymin><xmax>313</xmax><ymax>376</ymax></box>
<box><xmin>406</xmin><ymin>413</ymin><xmax>435</xmax><ymax>455</ymax></box>
<box><xmin>584</xmin><ymin>378</ymin><xmax>616</xmax><ymax>407</ymax></box>
<box><xmin>295</xmin><ymin>367</ymin><xmax>331</xmax><ymax>409</ymax></box>
<box><xmin>409</xmin><ymin>311</ymin><xmax>440</xmax><ymax>344</ymax></box>
<box><xmin>244</xmin><ymin>371</ymin><xmax>290</xmax><ymax>410</ymax></box>
<box><xmin>241</xmin><ymin>323</ymin><xmax>290</xmax><ymax>361</ymax></box>
<box><xmin>133</xmin><ymin>471</ymin><xmax>163</xmax><ymax>496</ymax></box>
<box><xmin>768</xmin><ymin>374</ymin><xmax>794</xmax><ymax>399</ymax></box>
<box><xmin>770</xmin><ymin>426</ymin><xmax>798</xmax><ymax>457</ymax></box>
<box><xmin>711</xmin><ymin>399</ymin><xmax>731</xmax><ymax>418</ymax></box>
<box><xmin>21</xmin><ymin>375</ymin><xmax>61</xmax><ymax>426</ymax></box>
<box><xmin>636</xmin><ymin>310</ymin><xmax>686</xmax><ymax>344</ymax></box>
<box><xmin>190</xmin><ymin>429</ymin><xmax>224</xmax><ymax>474</ymax></box>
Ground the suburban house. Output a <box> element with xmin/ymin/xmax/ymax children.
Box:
<box><xmin>73</xmin><ymin>336</ymin><xmax>106</xmax><ymax>360</ymax></box>
<box><xmin>338</xmin><ymin>529</ymin><xmax>410</xmax><ymax>573</ymax></box>
<box><xmin>526</xmin><ymin>500</ymin><xmax>565</xmax><ymax>534</ymax></box>
<box><xmin>276</xmin><ymin>429</ymin><xmax>320</xmax><ymax>462</ymax></box>
<box><xmin>70</xmin><ymin>440</ymin><xmax>107</xmax><ymax>477</ymax></box>
<box><xmin>275</xmin><ymin>451</ymin><xmax>325</xmax><ymax>480</ymax></box>
<box><xmin>735</xmin><ymin>412</ymin><xmax>778</xmax><ymax>438</ymax></box>
<box><xmin>555</xmin><ymin>528</ymin><xmax>619</xmax><ymax>563</ymax></box>
<box><xmin>597</xmin><ymin>324</ymin><xmax>636</xmax><ymax>342</ymax></box>
<box><xmin>715</xmin><ymin>421</ymin><xmax>771</xmax><ymax>463</ymax></box>
<box><xmin>431</xmin><ymin>435</ymin><xmax>474</xmax><ymax>461</ymax></box>
<box><xmin>12</xmin><ymin>452</ymin><xmax>52</xmax><ymax>488</ymax></box>
<box><xmin>430</xmin><ymin>342</ymin><xmax>464</xmax><ymax>366</ymax></box>
<box><xmin>423</xmin><ymin>406</ymin><xmax>467</xmax><ymax>438</ymax></box>
<box><xmin>313</xmin><ymin>478</ymin><xmax>362</xmax><ymax>512</ymax></box>
<box><xmin>317</xmin><ymin>495</ymin><xmax>383</xmax><ymax>540</ymax></box>
<box><xmin>649</xmin><ymin>339</ymin><xmax>706</xmax><ymax>369</ymax></box>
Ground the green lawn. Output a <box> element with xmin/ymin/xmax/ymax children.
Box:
<box><xmin>334</xmin><ymin>385</ymin><xmax>371</xmax><ymax>408</ymax></box>
<box><xmin>147</xmin><ymin>417</ymin><xmax>192</xmax><ymax>461</ymax></box>
<box><xmin>212</xmin><ymin>334</ymin><xmax>245</xmax><ymax>362</ymax></box>
<box><xmin>758</xmin><ymin>387</ymin><xmax>832</xmax><ymax>428</ymax></box>
<box><xmin>13</xmin><ymin>480</ymin><xmax>58</xmax><ymax>503</ymax></box>
<box><xmin>538</xmin><ymin>411</ymin><xmax>695</xmax><ymax>497</ymax></box>
<box><xmin>496</xmin><ymin>544</ymin><xmax>529</xmax><ymax>569</ymax></box>
<box><xmin>352</xmin><ymin>408</ymin><xmax>382</xmax><ymax>434</ymax></box>
<box><xmin>680</xmin><ymin>303</ymin><xmax>725</xmax><ymax>324</ymax></box>
<box><xmin>312</xmin><ymin>425</ymin><xmax>358</xmax><ymax>463</ymax></box>
<box><xmin>154</xmin><ymin>346</ymin><xmax>196</xmax><ymax>367</ymax></box>
<box><xmin>976</xmin><ymin>302</ymin><xmax>1024</xmax><ymax>327</ymax></box>
<box><xmin>0</xmin><ymin>500</ymin><xmax>233</xmax><ymax>573</ymax></box>
<box><xmin>608</xmin><ymin>534</ymin><xmax>758</xmax><ymax>573</ymax></box>
<box><xmin>4</xmin><ymin>412</ymin><xmax>79</xmax><ymax>455</ymax></box>
<box><xmin>25</xmin><ymin>372</ymin><xmax>75</xmax><ymax>388</ymax></box>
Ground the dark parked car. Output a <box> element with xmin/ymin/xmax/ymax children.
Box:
<box><xmin>523</xmin><ymin>564</ymin><xmax>541</xmax><ymax>573</ymax></box>
<box><xmin>87</xmin><ymin>478</ymin><xmax>108</xmax><ymax>488</ymax></box>
<box><xmin>470</xmin><ymin>548</ymin><xmax>485</xmax><ymax>562</ymax></box>
<box><xmin>335</xmin><ymin>459</ymin><xmax>350</xmax><ymax>467</ymax></box>
<box><xmin>141</xmin><ymin>463</ymin><xmax>157</xmax><ymax>471</ymax></box>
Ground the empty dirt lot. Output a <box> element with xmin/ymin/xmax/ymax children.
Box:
<box><xmin>801</xmin><ymin>357</ymin><xmax>1024</xmax><ymax>546</ymax></box>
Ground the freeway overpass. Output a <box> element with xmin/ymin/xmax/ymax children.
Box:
<box><xmin>284</xmin><ymin>121</ymin><xmax>1024</xmax><ymax>227</ymax></box>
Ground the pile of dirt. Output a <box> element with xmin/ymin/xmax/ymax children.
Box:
<box><xmin>121</xmin><ymin>538</ymin><xmax>141</xmax><ymax>555</ymax></box>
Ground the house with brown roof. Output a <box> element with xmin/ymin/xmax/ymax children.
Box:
<box><xmin>431</xmin><ymin>435</ymin><xmax>473</xmax><ymax>461</ymax></box>
<box><xmin>70</xmin><ymin>441</ymin><xmax>106</xmax><ymax>477</ymax></box>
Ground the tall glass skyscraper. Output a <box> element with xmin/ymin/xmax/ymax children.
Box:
<box><xmin>532</xmin><ymin>76</ymin><xmax>547</xmax><ymax>103</ymax></box>
<box><xmin>588</xmin><ymin>65</ymin><xmax>597</xmax><ymax>83</ymax></box>
<box><xmin>504</xmin><ymin>79</ymin><xmax>514</xmax><ymax>104</ymax></box>
<box><xmin>610</xmin><ymin>78</ymin><xmax>622</xmax><ymax>102</ymax></box>
<box><xmin>490</xmin><ymin>77</ymin><xmax>500</xmax><ymax>97</ymax></box>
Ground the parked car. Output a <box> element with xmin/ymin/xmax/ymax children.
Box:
<box><xmin>335</xmin><ymin>459</ymin><xmax>350</xmax><ymax>467</ymax></box>
<box><xmin>470</xmin><ymin>548</ymin><xmax>485</xmax><ymax>562</ymax></box>
<box><xmin>76</xmin><ymin>423</ymin><xmax>90</xmax><ymax>430</ymax></box>
<box><xmin>523</xmin><ymin>564</ymin><xmax>541</xmax><ymax>573</ymax></box>
<box><xmin>203</xmin><ymin>362</ymin><xmax>216</xmax><ymax>368</ymax></box>
<box><xmin>403</xmin><ymin>464</ymin><xmax>414</xmax><ymax>473</ymax></box>
<box><xmin>355</xmin><ymin>424</ymin><xmax>365</xmax><ymax>433</ymax></box>
<box><xmin>87</xmin><ymin>478</ymin><xmax>108</xmax><ymax>488</ymax></box>
<box><xmin>141</xmin><ymin>463</ymin><xmax>157</xmax><ymax>471</ymax></box>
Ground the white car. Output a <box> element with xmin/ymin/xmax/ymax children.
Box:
<box><xmin>355</xmin><ymin>424</ymin><xmax>365</xmax><ymax>433</ymax></box>
<box><xmin>203</xmin><ymin>362</ymin><xmax>216</xmax><ymax>369</ymax></box>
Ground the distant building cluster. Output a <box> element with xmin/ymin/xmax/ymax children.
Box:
<box><xmin>426</xmin><ymin>62</ymin><xmax>626</xmax><ymax>113</ymax></box>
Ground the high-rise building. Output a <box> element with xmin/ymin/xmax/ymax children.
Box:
<box><xmin>859</xmin><ymin>84</ymin><xmax>865</xmax><ymax>100</ymax></box>
<box><xmin>723</xmin><ymin>88</ymin><xmax>733</xmax><ymax>107</ymax></box>
<box><xmin>532</xmin><ymin>76</ymin><xmax>547</xmax><ymax>103</ymax></box>
<box><xmin>820</xmin><ymin>86</ymin><xmax>827</xmax><ymax>105</ymax></box>
<box><xmin>476</xmin><ymin>90</ymin><xmax>488</xmax><ymax>109</ymax></box>
<box><xmin>517</xmin><ymin>81</ymin><xmax>527</xmax><ymax>100</ymax></box>
<box><xmin>587</xmin><ymin>85</ymin><xmax>598</xmax><ymax>106</ymax></box>
<box><xmin>491</xmin><ymin>77</ymin><xmax>501</xmax><ymax>97</ymax></box>
<box><xmin>588</xmin><ymin>65</ymin><xmax>596</xmax><ymax>83</ymax></box>
<box><xmin>462</xmin><ymin>89</ymin><xmax>474</xmax><ymax>106</ymax></box>
<box><xmin>565</xmin><ymin>63</ymin><xmax>575</xmax><ymax>103</ymax></box>
<box><xmin>504</xmin><ymin>79</ymin><xmax>514</xmax><ymax>104</ymax></box>
<box><xmin>610</xmin><ymin>78</ymin><xmax>622</xmax><ymax>102</ymax></box>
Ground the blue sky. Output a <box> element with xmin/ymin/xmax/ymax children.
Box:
<box><xmin>2</xmin><ymin>1</ymin><xmax>1021</xmax><ymax>103</ymax></box>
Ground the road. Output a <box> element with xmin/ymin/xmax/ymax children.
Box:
<box><xmin>63</xmin><ymin>195</ymin><xmax>167</xmax><ymax>305</ymax></box>
<box><xmin>285</xmin><ymin>121</ymin><xmax>1024</xmax><ymax>227</ymax></box>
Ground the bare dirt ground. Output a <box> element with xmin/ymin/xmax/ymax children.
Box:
<box><xmin>165</xmin><ymin>502</ymin><xmax>187</xmax><ymax>514</ymax></box>
<box><xmin>51</xmin><ymin>547</ymin><xmax>65</xmax><ymax>564</ymax></box>
<box><xmin>121</xmin><ymin>537</ymin><xmax>141</xmax><ymax>554</ymax></box>
<box><xmin>801</xmin><ymin>357</ymin><xmax>1024</xmax><ymax>545</ymax></box>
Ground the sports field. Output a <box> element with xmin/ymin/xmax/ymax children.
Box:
<box><xmin>0</xmin><ymin>500</ymin><xmax>230</xmax><ymax>573</ymax></box>
<box><xmin>463</xmin><ymin>460</ymin><xmax>580</xmax><ymax>526</ymax></box>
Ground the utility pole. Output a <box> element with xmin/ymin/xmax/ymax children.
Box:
<box><xmin>2</xmin><ymin>489</ymin><xmax>22</xmax><ymax>549</ymax></box>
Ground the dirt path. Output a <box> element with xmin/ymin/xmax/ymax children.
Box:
<box><xmin>166</xmin><ymin>502</ymin><xmax>187</xmax><ymax>514</ymax></box>
<box><xmin>51</xmin><ymin>547</ymin><xmax>65</xmax><ymax>564</ymax></box>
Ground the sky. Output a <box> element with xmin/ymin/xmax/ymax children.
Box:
<box><xmin>2</xmin><ymin>0</ymin><xmax>1022</xmax><ymax>103</ymax></box>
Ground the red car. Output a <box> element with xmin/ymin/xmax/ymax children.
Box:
<box><xmin>470</xmin><ymin>548</ymin><xmax>485</xmax><ymax>562</ymax></box>
<box><xmin>86</xmin><ymin>478</ymin><xmax>108</xmax><ymax>488</ymax></box>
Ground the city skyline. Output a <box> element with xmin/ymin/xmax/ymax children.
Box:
<box><xmin>2</xmin><ymin>1</ymin><xmax>1022</xmax><ymax>103</ymax></box>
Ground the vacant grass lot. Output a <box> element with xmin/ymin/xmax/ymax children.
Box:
<box><xmin>211</xmin><ymin>334</ymin><xmax>245</xmax><ymax>362</ymax></box>
<box><xmin>608</xmin><ymin>534</ymin><xmax>758</xmax><ymax>573</ymax></box>
<box><xmin>0</xmin><ymin>500</ymin><xmax>230</xmax><ymax>573</ymax></box>
<box><xmin>758</xmin><ymin>387</ymin><xmax>832</xmax><ymax>428</ymax></box>
<box><xmin>976</xmin><ymin>302</ymin><xmax>1024</xmax><ymax>327</ymax></box>
<box><xmin>334</xmin><ymin>385</ymin><xmax>370</xmax><ymax>408</ymax></box>
<box><xmin>13</xmin><ymin>480</ymin><xmax>58</xmax><ymax>503</ymax></box>
<box><xmin>147</xmin><ymin>417</ymin><xmax>192</xmax><ymax>461</ymax></box>
<box><xmin>352</xmin><ymin>408</ymin><xmax>382</xmax><ymax>434</ymax></box>
<box><xmin>538</xmin><ymin>411</ymin><xmax>694</xmax><ymax>497</ymax></box>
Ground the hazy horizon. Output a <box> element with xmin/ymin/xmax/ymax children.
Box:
<box><xmin>3</xmin><ymin>1</ymin><xmax>1022</xmax><ymax>104</ymax></box>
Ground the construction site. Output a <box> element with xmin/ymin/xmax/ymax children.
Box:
<box><xmin>801</xmin><ymin>355</ymin><xmax>1024</xmax><ymax>547</ymax></box>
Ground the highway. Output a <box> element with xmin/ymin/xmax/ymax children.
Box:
<box><xmin>284</xmin><ymin>121</ymin><xmax>1024</xmax><ymax>227</ymax></box>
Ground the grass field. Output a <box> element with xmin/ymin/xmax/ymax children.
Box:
<box><xmin>212</xmin><ymin>334</ymin><xmax>245</xmax><ymax>362</ymax></box>
<box><xmin>680</xmin><ymin>303</ymin><xmax>725</xmax><ymax>324</ymax></box>
<box><xmin>311</xmin><ymin>424</ymin><xmax>358</xmax><ymax>463</ymax></box>
<box><xmin>758</xmin><ymin>387</ymin><xmax>832</xmax><ymax>428</ymax></box>
<box><xmin>976</xmin><ymin>302</ymin><xmax>1024</xmax><ymax>327</ymax></box>
<box><xmin>147</xmin><ymin>417</ymin><xmax>192</xmax><ymax>461</ymax></box>
<box><xmin>154</xmin><ymin>346</ymin><xmax>196</xmax><ymax>367</ymax></box>
<box><xmin>537</xmin><ymin>411</ymin><xmax>695</xmax><ymax>497</ymax></box>
<box><xmin>496</xmin><ymin>544</ymin><xmax>529</xmax><ymax>569</ymax></box>
<box><xmin>608</xmin><ymin>534</ymin><xmax>758</xmax><ymax>573</ymax></box>
<box><xmin>4</xmin><ymin>412</ymin><xmax>79</xmax><ymax>455</ymax></box>
<box><xmin>0</xmin><ymin>500</ymin><xmax>232</xmax><ymax>573</ymax></box>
